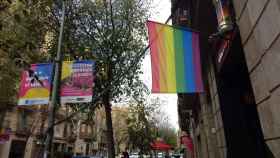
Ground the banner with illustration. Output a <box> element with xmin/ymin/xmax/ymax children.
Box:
<box><xmin>18</xmin><ymin>63</ymin><xmax>53</xmax><ymax>106</ymax></box>
<box><xmin>60</xmin><ymin>61</ymin><xmax>94</xmax><ymax>103</ymax></box>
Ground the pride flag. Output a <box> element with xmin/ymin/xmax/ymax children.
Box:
<box><xmin>147</xmin><ymin>21</ymin><xmax>203</xmax><ymax>93</ymax></box>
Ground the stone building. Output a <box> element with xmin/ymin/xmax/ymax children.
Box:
<box><xmin>112</xmin><ymin>106</ymin><xmax>129</xmax><ymax>155</ymax></box>
<box><xmin>0</xmin><ymin>105</ymin><xmax>73</xmax><ymax>158</ymax></box>
<box><xmin>173</xmin><ymin>0</ymin><xmax>280</xmax><ymax>158</ymax></box>
<box><xmin>92</xmin><ymin>106</ymin><xmax>108</xmax><ymax>157</ymax></box>
<box><xmin>0</xmin><ymin>104</ymin><xmax>107</xmax><ymax>158</ymax></box>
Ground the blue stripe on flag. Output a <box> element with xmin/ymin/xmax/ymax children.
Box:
<box><xmin>183</xmin><ymin>31</ymin><xmax>195</xmax><ymax>92</ymax></box>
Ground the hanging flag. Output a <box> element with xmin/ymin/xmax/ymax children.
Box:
<box><xmin>60</xmin><ymin>60</ymin><xmax>94</xmax><ymax>103</ymax></box>
<box><xmin>18</xmin><ymin>63</ymin><xmax>53</xmax><ymax>105</ymax></box>
<box><xmin>147</xmin><ymin>20</ymin><xmax>203</xmax><ymax>93</ymax></box>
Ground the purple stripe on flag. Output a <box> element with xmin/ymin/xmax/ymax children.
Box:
<box><xmin>192</xmin><ymin>33</ymin><xmax>204</xmax><ymax>92</ymax></box>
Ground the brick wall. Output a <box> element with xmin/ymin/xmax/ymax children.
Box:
<box><xmin>233</xmin><ymin>0</ymin><xmax>280</xmax><ymax>157</ymax></box>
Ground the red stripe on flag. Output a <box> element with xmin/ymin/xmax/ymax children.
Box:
<box><xmin>147</xmin><ymin>21</ymin><xmax>160</xmax><ymax>92</ymax></box>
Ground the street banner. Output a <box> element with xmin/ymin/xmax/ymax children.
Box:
<box><xmin>147</xmin><ymin>20</ymin><xmax>203</xmax><ymax>93</ymax></box>
<box><xmin>18</xmin><ymin>63</ymin><xmax>53</xmax><ymax>106</ymax></box>
<box><xmin>60</xmin><ymin>61</ymin><xmax>94</xmax><ymax>103</ymax></box>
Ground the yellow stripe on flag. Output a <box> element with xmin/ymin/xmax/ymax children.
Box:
<box><xmin>164</xmin><ymin>26</ymin><xmax>177</xmax><ymax>92</ymax></box>
<box><xmin>156</xmin><ymin>25</ymin><xmax>168</xmax><ymax>92</ymax></box>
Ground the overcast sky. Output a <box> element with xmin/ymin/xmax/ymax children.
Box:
<box><xmin>140</xmin><ymin>0</ymin><xmax>179</xmax><ymax>130</ymax></box>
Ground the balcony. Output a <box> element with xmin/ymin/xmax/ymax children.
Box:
<box><xmin>79</xmin><ymin>123</ymin><xmax>95</xmax><ymax>141</ymax></box>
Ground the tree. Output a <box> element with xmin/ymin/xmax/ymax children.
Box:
<box><xmin>0</xmin><ymin>0</ymin><xmax>53</xmax><ymax>104</ymax></box>
<box><xmin>150</xmin><ymin>97</ymin><xmax>177</xmax><ymax>148</ymax></box>
<box><xmin>148</xmin><ymin>98</ymin><xmax>177</xmax><ymax>147</ymax></box>
<box><xmin>0</xmin><ymin>0</ymin><xmax>54</xmax><ymax>130</ymax></box>
<box><xmin>126</xmin><ymin>97</ymin><xmax>178</xmax><ymax>155</ymax></box>
<box><xmin>157</xmin><ymin>121</ymin><xmax>177</xmax><ymax>147</ymax></box>
<box><xmin>1</xmin><ymin>1</ymin><xmax>150</xmax><ymax>157</ymax></box>
<box><xmin>52</xmin><ymin>1</ymin><xmax>151</xmax><ymax>157</ymax></box>
<box><xmin>126</xmin><ymin>100</ymin><xmax>157</xmax><ymax>156</ymax></box>
<box><xmin>112</xmin><ymin>107</ymin><xmax>129</xmax><ymax>154</ymax></box>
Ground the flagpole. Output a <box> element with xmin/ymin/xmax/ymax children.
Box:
<box><xmin>43</xmin><ymin>1</ymin><xmax>65</xmax><ymax>158</ymax></box>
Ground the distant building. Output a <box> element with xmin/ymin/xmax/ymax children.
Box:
<box><xmin>112</xmin><ymin>106</ymin><xmax>129</xmax><ymax>154</ymax></box>
<box><xmin>93</xmin><ymin>106</ymin><xmax>108</xmax><ymax>157</ymax></box>
<box><xmin>0</xmin><ymin>104</ymin><xmax>107</xmax><ymax>158</ymax></box>
<box><xmin>173</xmin><ymin>0</ymin><xmax>280</xmax><ymax>158</ymax></box>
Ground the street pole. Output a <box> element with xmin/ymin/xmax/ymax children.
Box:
<box><xmin>43</xmin><ymin>1</ymin><xmax>65</xmax><ymax>158</ymax></box>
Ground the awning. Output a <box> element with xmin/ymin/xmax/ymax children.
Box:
<box><xmin>150</xmin><ymin>140</ymin><xmax>172</xmax><ymax>151</ymax></box>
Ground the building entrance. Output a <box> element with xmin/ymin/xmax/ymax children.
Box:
<box><xmin>8</xmin><ymin>140</ymin><xmax>26</xmax><ymax>158</ymax></box>
<box><xmin>216</xmin><ymin>33</ymin><xmax>266</xmax><ymax>158</ymax></box>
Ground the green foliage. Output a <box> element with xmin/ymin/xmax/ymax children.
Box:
<box><xmin>150</xmin><ymin>97</ymin><xmax>177</xmax><ymax>147</ymax></box>
<box><xmin>52</xmin><ymin>0</ymin><xmax>150</xmax><ymax>102</ymax></box>
<box><xmin>126</xmin><ymin>100</ymin><xmax>156</xmax><ymax>154</ymax></box>
<box><xmin>49</xmin><ymin>1</ymin><xmax>151</xmax><ymax>157</ymax></box>
<box><xmin>126</xmin><ymin>97</ymin><xmax>178</xmax><ymax>154</ymax></box>
<box><xmin>0</xmin><ymin>0</ymin><xmax>53</xmax><ymax>104</ymax></box>
<box><xmin>157</xmin><ymin>125</ymin><xmax>177</xmax><ymax>147</ymax></box>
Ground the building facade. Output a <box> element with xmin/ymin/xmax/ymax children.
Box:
<box><xmin>0</xmin><ymin>104</ymin><xmax>107</xmax><ymax>158</ymax></box>
<box><xmin>0</xmin><ymin>106</ymin><xmax>73</xmax><ymax>158</ymax></box>
<box><xmin>173</xmin><ymin>0</ymin><xmax>280</xmax><ymax>158</ymax></box>
<box><xmin>112</xmin><ymin>106</ymin><xmax>129</xmax><ymax>155</ymax></box>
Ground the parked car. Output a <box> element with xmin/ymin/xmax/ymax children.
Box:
<box><xmin>157</xmin><ymin>153</ymin><xmax>164</xmax><ymax>158</ymax></box>
<box><xmin>171</xmin><ymin>154</ymin><xmax>183</xmax><ymax>158</ymax></box>
<box><xmin>130</xmin><ymin>152</ymin><xmax>140</xmax><ymax>158</ymax></box>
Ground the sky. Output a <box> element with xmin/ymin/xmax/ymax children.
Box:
<box><xmin>140</xmin><ymin>0</ymin><xmax>179</xmax><ymax>130</ymax></box>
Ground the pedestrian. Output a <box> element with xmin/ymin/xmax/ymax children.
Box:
<box><xmin>122</xmin><ymin>148</ymin><xmax>129</xmax><ymax>158</ymax></box>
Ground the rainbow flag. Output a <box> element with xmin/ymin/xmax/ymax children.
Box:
<box><xmin>147</xmin><ymin>21</ymin><xmax>203</xmax><ymax>93</ymax></box>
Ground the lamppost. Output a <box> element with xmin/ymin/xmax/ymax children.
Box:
<box><xmin>43</xmin><ymin>1</ymin><xmax>66</xmax><ymax>158</ymax></box>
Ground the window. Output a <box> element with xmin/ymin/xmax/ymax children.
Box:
<box><xmin>18</xmin><ymin>110</ymin><xmax>27</xmax><ymax>131</ymax></box>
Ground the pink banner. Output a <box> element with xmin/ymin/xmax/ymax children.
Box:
<box><xmin>18</xmin><ymin>63</ymin><xmax>53</xmax><ymax>105</ymax></box>
<box><xmin>60</xmin><ymin>61</ymin><xmax>94</xmax><ymax>103</ymax></box>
